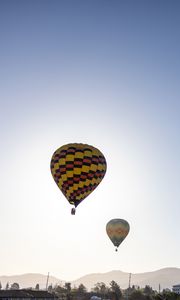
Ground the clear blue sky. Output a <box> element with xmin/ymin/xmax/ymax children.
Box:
<box><xmin>0</xmin><ymin>0</ymin><xmax>180</xmax><ymax>284</ymax></box>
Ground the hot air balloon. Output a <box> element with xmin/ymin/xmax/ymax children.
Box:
<box><xmin>106</xmin><ymin>219</ymin><xmax>130</xmax><ymax>251</ymax></box>
<box><xmin>50</xmin><ymin>143</ymin><xmax>107</xmax><ymax>214</ymax></box>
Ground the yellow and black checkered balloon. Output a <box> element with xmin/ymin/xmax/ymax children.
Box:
<box><xmin>50</xmin><ymin>143</ymin><xmax>107</xmax><ymax>208</ymax></box>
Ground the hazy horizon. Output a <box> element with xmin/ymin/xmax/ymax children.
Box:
<box><xmin>1</xmin><ymin>265</ymin><xmax>180</xmax><ymax>276</ymax></box>
<box><xmin>0</xmin><ymin>267</ymin><xmax>180</xmax><ymax>292</ymax></box>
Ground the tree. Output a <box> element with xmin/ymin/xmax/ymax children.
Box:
<box><xmin>64</xmin><ymin>282</ymin><xmax>71</xmax><ymax>293</ymax></box>
<box><xmin>77</xmin><ymin>283</ymin><xmax>87</xmax><ymax>294</ymax></box>
<box><xmin>54</xmin><ymin>284</ymin><xmax>66</xmax><ymax>294</ymax></box>
<box><xmin>93</xmin><ymin>282</ymin><xmax>109</xmax><ymax>294</ymax></box>
<box><xmin>160</xmin><ymin>290</ymin><xmax>180</xmax><ymax>300</ymax></box>
<box><xmin>5</xmin><ymin>282</ymin><xmax>9</xmax><ymax>290</ymax></box>
<box><xmin>10</xmin><ymin>282</ymin><xmax>20</xmax><ymax>290</ymax></box>
<box><xmin>109</xmin><ymin>280</ymin><xmax>122</xmax><ymax>299</ymax></box>
<box><xmin>48</xmin><ymin>284</ymin><xmax>53</xmax><ymax>293</ymax></box>
<box><xmin>35</xmin><ymin>284</ymin><xmax>40</xmax><ymax>290</ymax></box>
<box><xmin>129</xmin><ymin>290</ymin><xmax>146</xmax><ymax>300</ymax></box>
<box><xmin>143</xmin><ymin>285</ymin><xmax>154</xmax><ymax>296</ymax></box>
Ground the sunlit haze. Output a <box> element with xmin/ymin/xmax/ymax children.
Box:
<box><xmin>0</xmin><ymin>0</ymin><xmax>180</xmax><ymax>282</ymax></box>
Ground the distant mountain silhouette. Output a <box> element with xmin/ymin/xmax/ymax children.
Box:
<box><xmin>0</xmin><ymin>268</ymin><xmax>180</xmax><ymax>291</ymax></box>
<box><xmin>0</xmin><ymin>273</ymin><xmax>64</xmax><ymax>290</ymax></box>
<box><xmin>71</xmin><ymin>268</ymin><xmax>180</xmax><ymax>291</ymax></box>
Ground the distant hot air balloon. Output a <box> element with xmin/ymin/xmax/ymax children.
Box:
<box><xmin>50</xmin><ymin>143</ymin><xmax>107</xmax><ymax>214</ymax></box>
<box><xmin>106</xmin><ymin>219</ymin><xmax>130</xmax><ymax>251</ymax></box>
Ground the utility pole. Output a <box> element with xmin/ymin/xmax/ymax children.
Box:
<box><xmin>128</xmin><ymin>273</ymin><xmax>131</xmax><ymax>289</ymax></box>
<box><xmin>127</xmin><ymin>273</ymin><xmax>131</xmax><ymax>300</ymax></box>
<box><xmin>46</xmin><ymin>272</ymin><xmax>50</xmax><ymax>291</ymax></box>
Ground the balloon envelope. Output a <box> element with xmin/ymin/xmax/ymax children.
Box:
<box><xmin>106</xmin><ymin>219</ymin><xmax>130</xmax><ymax>249</ymax></box>
<box><xmin>50</xmin><ymin>143</ymin><xmax>107</xmax><ymax>208</ymax></box>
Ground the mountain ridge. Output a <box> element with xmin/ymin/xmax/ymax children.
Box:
<box><xmin>0</xmin><ymin>268</ymin><xmax>179</xmax><ymax>291</ymax></box>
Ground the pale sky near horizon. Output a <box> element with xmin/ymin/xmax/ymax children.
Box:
<box><xmin>0</xmin><ymin>0</ymin><xmax>180</xmax><ymax>283</ymax></box>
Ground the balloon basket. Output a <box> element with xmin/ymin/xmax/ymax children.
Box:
<box><xmin>71</xmin><ymin>208</ymin><xmax>76</xmax><ymax>215</ymax></box>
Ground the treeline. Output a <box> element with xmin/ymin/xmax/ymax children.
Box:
<box><xmin>1</xmin><ymin>280</ymin><xmax>180</xmax><ymax>300</ymax></box>
<box><xmin>47</xmin><ymin>281</ymin><xmax>180</xmax><ymax>300</ymax></box>
<box><xmin>0</xmin><ymin>282</ymin><xmax>20</xmax><ymax>290</ymax></box>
